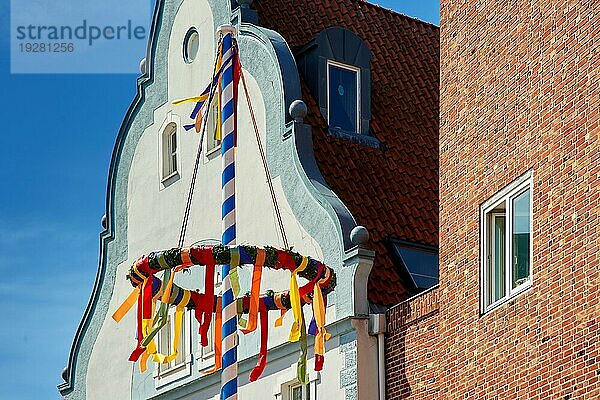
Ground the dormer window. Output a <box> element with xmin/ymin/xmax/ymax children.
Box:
<box><xmin>297</xmin><ymin>27</ymin><xmax>382</xmax><ymax>149</ymax></box>
<box><xmin>327</xmin><ymin>60</ymin><xmax>360</xmax><ymax>133</ymax></box>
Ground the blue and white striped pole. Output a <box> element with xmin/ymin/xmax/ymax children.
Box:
<box><xmin>219</xmin><ymin>25</ymin><xmax>238</xmax><ymax>400</ymax></box>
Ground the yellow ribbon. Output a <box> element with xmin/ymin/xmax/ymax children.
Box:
<box><xmin>172</xmin><ymin>92</ymin><xmax>210</xmax><ymax>106</ymax></box>
<box><xmin>139</xmin><ymin>290</ymin><xmax>157</xmax><ymax>373</ymax></box>
<box><xmin>312</xmin><ymin>283</ymin><xmax>331</xmax><ymax>356</ymax></box>
<box><xmin>288</xmin><ymin>257</ymin><xmax>309</xmax><ymax>342</ymax></box>
<box><xmin>214</xmin><ymin>85</ymin><xmax>222</xmax><ymax>141</ymax></box>
<box><xmin>156</xmin><ymin>289</ymin><xmax>191</xmax><ymax>364</ymax></box>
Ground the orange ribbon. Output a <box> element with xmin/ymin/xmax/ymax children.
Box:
<box><xmin>241</xmin><ymin>249</ymin><xmax>265</xmax><ymax>333</ymax></box>
<box><xmin>112</xmin><ymin>286</ymin><xmax>140</xmax><ymax>322</ymax></box>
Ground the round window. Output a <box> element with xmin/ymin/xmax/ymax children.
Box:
<box><xmin>183</xmin><ymin>28</ymin><xmax>199</xmax><ymax>63</ymax></box>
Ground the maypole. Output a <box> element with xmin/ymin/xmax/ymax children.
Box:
<box><xmin>112</xmin><ymin>22</ymin><xmax>337</xmax><ymax>399</ymax></box>
<box><xmin>218</xmin><ymin>24</ymin><xmax>239</xmax><ymax>400</ymax></box>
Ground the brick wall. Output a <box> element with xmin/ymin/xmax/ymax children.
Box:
<box><xmin>386</xmin><ymin>0</ymin><xmax>598</xmax><ymax>398</ymax></box>
<box><xmin>386</xmin><ymin>287</ymin><xmax>440</xmax><ymax>399</ymax></box>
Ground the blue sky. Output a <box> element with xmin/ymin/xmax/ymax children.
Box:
<box><xmin>0</xmin><ymin>1</ymin><xmax>438</xmax><ymax>398</ymax></box>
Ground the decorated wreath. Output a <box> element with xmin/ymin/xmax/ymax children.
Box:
<box><xmin>113</xmin><ymin>244</ymin><xmax>336</xmax><ymax>383</ymax></box>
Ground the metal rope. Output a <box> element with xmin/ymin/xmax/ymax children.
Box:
<box><xmin>178</xmin><ymin>37</ymin><xmax>223</xmax><ymax>247</ymax></box>
<box><xmin>239</xmin><ymin>63</ymin><xmax>289</xmax><ymax>249</ymax></box>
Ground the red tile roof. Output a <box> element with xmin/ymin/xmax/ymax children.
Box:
<box><xmin>253</xmin><ymin>0</ymin><xmax>440</xmax><ymax>306</ymax></box>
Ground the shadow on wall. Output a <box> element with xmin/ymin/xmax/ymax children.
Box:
<box><xmin>385</xmin><ymin>287</ymin><xmax>440</xmax><ymax>399</ymax></box>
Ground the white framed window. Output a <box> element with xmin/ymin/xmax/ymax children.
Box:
<box><xmin>327</xmin><ymin>60</ymin><xmax>360</xmax><ymax>133</ymax></box>
<box><xmin>205</xmin><ymin>101</ymin><xmax>221</xmax><ymax>156</ymax></box>
<box><xmin>195</xmin><ymin>313</ymin><xmax>217</xmax><ymax>372</ymax></box>
<box><xmin>481</xmin><ymin>171</ymin><xmax>533</xmax><ymax>313</ymax></box>
<box><xmin>273</xmin><ymin>370</ymin><xmax>318</xmax><ymax>400</ymax></box>
<box><xmin>161</xmin><ymin>122</ymin><xmax>179</xmax><ymax>181</ymax></box>
<box><xmin>192</xmin><ymin>258</ymin><xmax>221</xmax><ymax>372</ymax></box>
<box><xmin>153</xmin><ymin>308</ymin><xmax>192</xmax><ymax>387</ymax></box>
<box><xmin>287</xmin><ymin>382</ymin><xmax>310</xmax><ymax>400</ymax></box>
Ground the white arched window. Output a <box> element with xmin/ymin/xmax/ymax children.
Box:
<box><xmin>162</xmin><ymin>122</ymin><xmax>178</xmax><ymax>180</ymax></box>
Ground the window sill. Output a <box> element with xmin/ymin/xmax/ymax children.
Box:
<box><xmin>195</xmin><ymin>350</ymin><xmax>216</xmax><ymax>373</ymax></box>
<box><xmin>204</xmin><ymin>145</ymin><xmax>221</xmax><ymax>164</ymax></box>
<box><xmin>161</xmin><ymin>171</ymin><xmax>180</xmax><ymax>187</ymax></box>
<box><xmin>206</xmin><ymin>146</ymin><xmax>221</xmax><ymax>157</ymax></box>
<box><xmin>153</xmin><ymin>355</ymin><xmax>192</xmax><ymax>388</ymax></box>
<box><xmin>326</xmin><ymin>128</ymin><xmax>385</xmax><ymax>150</ymax></box>
<box><xmin>481</xmin><ymin>281</ymin><xmax>532</xmax><ymax>316</ymax></box>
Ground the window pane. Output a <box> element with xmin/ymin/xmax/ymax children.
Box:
<box><xmin>201</xmin><ymin>314</ymin><xmax>215</xmax><ymax>357</ymax></box>
<box><xmin>328</xmin><ymin>64</ymin><xmax>358</xmax><ymax>132</ymax></box>
<box><xmin>174</xmin><ymin>314</ymin><xmax>185</xmax><ymax>366</ymax></box>
<box><xmin>206</xmin><ymin>315</ymin><xmax>214</xmax><ymax>354</ymax></box>
<box><xmin>207</xmin><ymin>103</ymin><xmax>221</xmax><ymax>151</ymax></box>
<box><xmin>159</xmin><ymin>316</ymin><xmax>171</xmax><ymax>372</ymax></box>
<box><xmin>489</xmin><ymin>215</ymin><xmax>505</xmax><ymax>303</ymax></box>
<box><xmin>291</xmin><ymin>386</ymin><xmax>303</xmax><ymax>400</ymax></box>
<box><xmin>512</xmin><ymin>189</ymin><xmax>531</xmax><ymax>288</ymax></box>
<box><xmin>170</xmin><ymin>131</ymin><xmax>177</xmax><ymax>153</ymax></box>
<box><xmin>187</xmin><ymin>31</ymin><xmax>199</xmax><ymax>62</ymax></box>
<box><xmin>171</xmin><ymin>154</ymin><xmax>177</xmax><ymax>174</ymax></box>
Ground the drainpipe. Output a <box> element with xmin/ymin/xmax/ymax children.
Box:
<box><xmin>369</xmin><ymin>313</ymin><xmax>387</xmax><ymax>400</ymax></box>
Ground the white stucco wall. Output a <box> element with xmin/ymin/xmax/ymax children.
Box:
<box><xmin>85</xmin><ymin>0</ymin><xmax>346</xmax><ymax>398</ymax></box>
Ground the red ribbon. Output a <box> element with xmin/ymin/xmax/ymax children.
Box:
<box><xmin>299</xmin><ymin>261</ymin><xmax>324</xmax><ymax>300</ymax></box>
<box><xmin>199</xmin><ymin>263</ymin><xmax>215</xmax><ymax>346</ymax></box>
<box><xmin>315</xmin><ymin>355</ymin><xmax>324</xmax><ymax>371</ymax></box>
<box><xmin>189</xmin><ymin>246</ymin><xmax>213</xmax><ymax>265</ymax></box>
<box><xmin>129</xmin><ymin>278</ymin><xmax>152</xmax><ymax>362</ymax></box>
<box><xmin>276</xmin><ymin>251</ymin><xmax>295</xmax><ymax>270</ymax></box>
<box><xmin>249</xmin><ymin>299</ymin><xmax>268</xmax><ymax>381</ymax></box>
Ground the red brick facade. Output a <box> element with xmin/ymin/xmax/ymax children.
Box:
<box><xmin>386</xmin><ymin>0</ymin><xmax>598</xmax><ymax>398</ymax></box>
<box><xmin>386</xmin><ymin>288</ymin><xmax>440</xmax><ymax>399</ymax></box>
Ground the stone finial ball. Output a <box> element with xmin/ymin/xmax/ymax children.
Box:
<box><xmin>101</xmin><ymin>214</ymin><xmax>107</xmax><ymax>229</ymax></box>
<box><xmin>139</xmin><ymin>58</ymin><xmax>147</xmax><ymax>74</ymax></box>
<box><xmin>289</xmin><ymin>99</ymin><xmax>307</xmax><ymax>122</ymax></box>
<box><xmin>62</xmin><ymin>367</ymin><xmax>69</xmax><ymax>382</ymax></box>
<box><xmin>350</xmin><ymin>225</ymin><xmax>369</xmax><ymax>245</ymax></box>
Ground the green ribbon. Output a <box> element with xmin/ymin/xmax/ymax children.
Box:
<box><xmin>297</xmin><ymin>308</ymin><xmax>308</xmax><ymax>384</ymax></box>
<box><xmin>141</xmin><ymin>269</ymin><xmax>171</xmax><ymax>347</ymax></box>
<box><xmin>229</xmin><ymin>247</ymin><xmax>241</xmax><ymax>298</ymax></box>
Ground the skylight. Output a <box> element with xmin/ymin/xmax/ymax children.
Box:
<box><xmin>389</xmin><ymin>240</ymin><xmax>439</xmax><ymax>291</ymax></box>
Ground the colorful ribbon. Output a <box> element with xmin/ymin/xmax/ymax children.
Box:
<box><xmin>199</xmin><ymin>263</ymin><xmax>215</xmax><ymax>346</ymax></box>
<box><xmin>297</xmin><ymin>308</ymin><xmax>309</xmax><ymax>384</ymax></box>
<box><xmin>229</xmin><ymin>246</ymin><xmax>241</xmax><ymax>299</ymax></box>
<box><xmin>312</xmin><ymin>281</ymin><xmax>331</xmax><ymax>357</ymax></box>
<box><xmin>115</xmin><ymin>245</ymin><xmax>337</xmax><ymax>380</ymax></box>
<box><xmin>240</xmin><ymin>249</ymin><xmax>265</xmax><ymax>333</ymax></box>
<box><xmin>112</xmin><ymin>286</ymin><xmax>140</xmax><ymax>323</ymax></box>
<box><xmin>288</xmin><ymin>257</ymin><xmax>309</xmax><ymax>342</ymax></box>
<box><xmin>248</xmin><ymin>299</ymin><xmax>268</xmax><ymax>381</ymax></box>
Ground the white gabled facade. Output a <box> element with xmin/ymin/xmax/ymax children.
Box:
<box><xmin>59</xmin><ymin>1</ymin><xmax>380</xmax><ymax>399</ymax></box>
